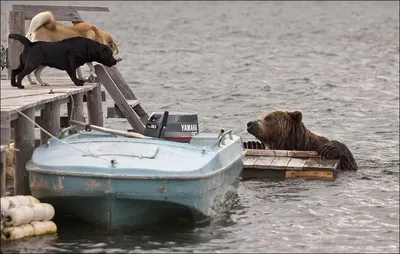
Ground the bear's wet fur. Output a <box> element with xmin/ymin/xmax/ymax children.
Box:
<box><xmin>246</xmin><ymin>110</ymin><xmax>358</xmax><ymax>171</ymax></box>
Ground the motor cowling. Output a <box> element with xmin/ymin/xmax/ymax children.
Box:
<box><xmin>144</xmin><ymin>111</ymin><xmax>199</xmax><ymax>142</ymax></box>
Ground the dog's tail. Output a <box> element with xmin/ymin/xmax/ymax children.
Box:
<box><xmin>26</xmin><ymin>11</ymin><xmax>55</xmax><ymax>39</ymax></box>
<box><xmin>9</xmin><ymin>33</ymin><xmax>33</xmax><ymax>47</ymax></box>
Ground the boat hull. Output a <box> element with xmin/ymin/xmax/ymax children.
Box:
<box><xmin>29</xmin><ymin>158</ymin><xmax>242</xmax><ymax>230</ymax></box>
<box><xmin>27</xmin><ymin>131</ymin><xmax>244</xmax><ymax>230</ymax></box>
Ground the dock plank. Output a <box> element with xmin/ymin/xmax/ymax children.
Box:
<box><xmin>1</xmin><ymin>78</ymin><xmax>99</xmax><ymax>119</ymax></box>
<box><xmin>287</xmin><ymin>157</ymin><xmax>308</xmax><ymax>170</ymax></box>
<box><xmin>245</xmin><ymin>149</ymin><xmax>319</xmax><ymax>158</ymax></box>
<box><xmin>245</xmin><ymin>149</ymin><xmax>288</xmax><ymax>157</ymax></box>
<box><xmin>318</xmin><ymin>159</ymin><xmax>339</xmax><ymax>169</ymax></box>
<box><xmin>1</xmin><ymin>94</ymin><xmax>63</xmax><ymax>105</ymax></box>
<box><xmin>253</xmin><ymin>156</ymin><xmax>275</xmax><ymax>169</ymax></box>
<box><xmin>243</xmin><ymin>156</ymin><xmax>258</xmax><ymax>168</ymax></box>
<box><xmin>268</xmin><ymin>156</ymin><xmax>291</xmax><ymax>170</ymax></box>
<box><xmin>287</xmin><ymin>150</ymin><xmax>319</xmax><ymax>158</ymax></box>
<box><xmin>303</xmin><ymin>157</ymin><xmax>323</xmax><ymax>169</ymax></box>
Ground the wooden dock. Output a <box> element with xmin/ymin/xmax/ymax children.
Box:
<box><xmin>1</xmin><ymin>77</ymin><xmax>104</xmax><ymax>196</ymax></box>
<box><xmin>243</xmin><ymin>149</ymin><xmax>339</xmax><ymax>181</ymax></box>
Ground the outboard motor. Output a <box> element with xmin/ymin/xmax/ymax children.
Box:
<box><xmin>144</xmin><ymin>111</ymin><xmax>199</xmax><ymax>142</ymax></box>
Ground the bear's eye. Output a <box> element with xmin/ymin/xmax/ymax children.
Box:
<box><xmin>264</xmin><ymin>116</ymin><xmax>272</xmax><ymax>121</ymax></box>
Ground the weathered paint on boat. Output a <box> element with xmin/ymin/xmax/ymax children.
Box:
<box><xmin>27</xmin><ymin>131</ymin><xmax>244</xmax><ymax>230</ymax></box>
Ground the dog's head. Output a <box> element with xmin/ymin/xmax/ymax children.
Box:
<box><xmin>107</xmin><ymin>38</ymin><xmax>119</xmax><ymax>55</ymax></box>
<box><xmin>96</xmin><ymin>29</ymin><xmax>120</xmax><ymax>55</ymax></box>
<box><xmin>96</xmin><ymin>44</ymin><xmax>121</xmax><ymax>67</ymax></box>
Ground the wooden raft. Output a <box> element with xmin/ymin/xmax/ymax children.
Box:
<box><xmin>243</xmin><ymin>149</ymin><xmax>339</xmax><ymax>181</ymax></box>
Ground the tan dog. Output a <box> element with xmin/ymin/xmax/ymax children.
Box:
<box><xmin>25</xmin><ymin>11</ymin><xmax>120</xmax><ymax>86</ymax></box>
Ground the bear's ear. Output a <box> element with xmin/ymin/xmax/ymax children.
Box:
<box><xmin>287</xmin><ymin>111</ymin><xmax>303</xmax><ymax>123</ymax></box>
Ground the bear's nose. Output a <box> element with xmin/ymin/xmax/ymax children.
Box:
<box><xmin>247</xmin><ymin>121</ymin><xmax>254</xmax><ymax>128</ymax></box>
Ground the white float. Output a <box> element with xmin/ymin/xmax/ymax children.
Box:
<box><xmin>1</xmin><ymin>195</ymin><xmax>57</xmax><ymax>241</ymax></box>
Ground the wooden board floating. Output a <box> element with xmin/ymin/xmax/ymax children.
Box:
<box><xmin>243</xmin><ymin>149</ymin><xmax>339</xmax><ymax>181</ymax></box>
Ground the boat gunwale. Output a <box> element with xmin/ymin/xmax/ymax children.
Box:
<box><xmin>54</xmin><ymin>131</ymin><xmax>242</xmax><ymax>153</ymax></box>
<box><xmin>27</xmin><ymin>153</ymin><xmax>245</xmax><ymax>180</ymax></box>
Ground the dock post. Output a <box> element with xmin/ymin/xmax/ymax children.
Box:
<box><xmin>14</xmin><ymin>108</ymin><xmax>35</xmax><ymax>195</ymax></box>
<box><xmin>1</xmin><ymin>146</ymin><xmax>6</xmax><ymax>197</ymax></box>
<box><xmin>1</xmin><ymin>111</ymin><xmax>11</xmax><ymax>147</ymax></box>
<box><xmin>7</xmin><ymin>11</ymin><xmax>25</xmax><ymax>79</ymax></box>
<box><xmin>40</xmin><ymin>101</ymin><xmax>61</xmax><ymax>144</ymax></box>
<box><xmin>1</xmin><ymin>111</ymin><xmax>11</xmax><ymax>197</ymax></box>
<box><xmin>86</xmin><ymin>85</ymin><xmax>104</xmax><ymax>126</ymax></box>
<box><xmin>69</xmin><ymin>93</ymin><xmax>85</xmax><ymax>122</ymax></box>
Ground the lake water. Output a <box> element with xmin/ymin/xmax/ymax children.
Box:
<box><xmin>1</xmin><ymin>1</ymin><xmax>399</xmax><ymax>253</ymax></box>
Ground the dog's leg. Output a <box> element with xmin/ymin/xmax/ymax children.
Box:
<box><xmin>11</xmin><ymin>64</ymin><xmax>24</xmax><ymax>87</ymax></box>
<box><xmin>33</xmin><ymin>65</ymin><xmax>49</xmax><ymax>86</ymax></box>
<box><xmin>27</xmin><ymin>73</ymin><xmax>38</xmax><ymax>85</ymax></box>
<box><xmin>86</xmin><ymin>62</ymin><xmax>97</xmax><ymax>82</ymax></box>
<box><xmin>68</xmin><ymin>57</ymin><xmax>85</xmax><ymax>86</ymax></box>
<box><xmin>67</xmin><ymin>68</ymin><xmax>85</xmax><ymax>86</ymax></box>
<box><xmin>67</xmin><ymin>63</ymin><xmax>84</xmax><ymax>86</ymax></box>
<box><xmin>15</xmin><ymin>64</ymin><xmax>38</xmax><ymax>89</ymax></box>
<box><xmin>76</xmin><ymin>67</ymin><xmax>84</xmax><ymax>80</ymax></box>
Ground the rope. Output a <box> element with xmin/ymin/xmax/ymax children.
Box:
<box><xmin>15</xmin><ymin>108</ymin><xmax>109</xmax><ymax>162</ymax></box>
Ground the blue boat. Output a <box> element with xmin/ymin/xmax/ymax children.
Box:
<box><xmin>26</xmin><ymin>125</ymin><xmax>244</xmax><ymax>230</ymax></box>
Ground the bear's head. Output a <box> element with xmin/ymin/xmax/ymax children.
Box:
<box><xmin>246</xmin><ymin>110</ymin><xmax>304</xmax><ymax>149</ymax></box>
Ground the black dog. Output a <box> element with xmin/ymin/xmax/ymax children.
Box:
<box><xmin>8</xmin><ymin>34</ymin><xmax>120</xmax><ymax>89</ymax></box>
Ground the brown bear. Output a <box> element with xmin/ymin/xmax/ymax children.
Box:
<box><xmin>246</xmin><ymin>110</ymin><xmax>358</xmax><ymax>171</ymax></box>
